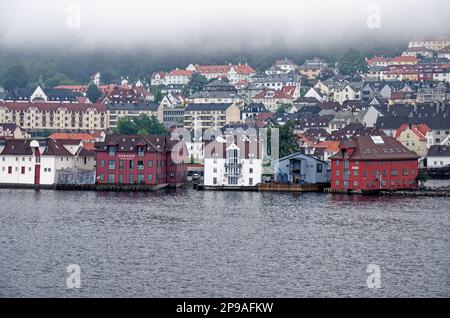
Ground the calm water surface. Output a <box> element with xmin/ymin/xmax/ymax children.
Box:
<box><xmin>0</xmin><ymin>188</ymin><xmax>449</xmax><ymax>297</ymax></box>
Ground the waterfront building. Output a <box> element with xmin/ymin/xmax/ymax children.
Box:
<box><xmin>330</xmin><ymin>136</ymin><xmax>419</xmax><ymax>191</ymax></box>
<box><xmin>94</xmin><ymin>134</ymin><xmax>187</xmax><ymax>186</ymax></box>
<box><xmin>274</xmin><ymin>152</ymin><xmax>329</xmax><ymax>184</ymax></box>
<box><xmin>426</xmin><ymin>145</ymin><xmax>450</xmax><ymax>168</ymax></box>
<box><xmin>0</xmin><ymin>138</ymin><xmax>94</xmax><ymax>186</ymax></box>
<box><xmin>203</xmin><ymin>135</ymin><xmax>262</xmax><ymax>188</ymax></box>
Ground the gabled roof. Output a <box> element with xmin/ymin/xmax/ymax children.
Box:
<box><xmin>95</xmin><ymin>134</ymin><xmax>171</xmax><ymax>153</ymax></box>
<box><xmin>330</xmin><ymin>136</ymin><xmax>419</xmax><ymax>160</ymax></box>
<box><xmin>395</xmin><ymin>124</ymin><xmax>431</xmax><ymax>141</ymax></box>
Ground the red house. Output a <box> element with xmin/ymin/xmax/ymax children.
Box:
<box><xmin>95</xmin><ymin>134</ymin><xmax>187</xmax><ymax>186</ymax></box>
<box><xmin>330</xmin><ymin>136</ymin><xmax>419</xmax><ymax>192</ymax></box>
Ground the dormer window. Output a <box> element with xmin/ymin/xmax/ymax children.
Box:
<box><xmin>108</xmin><ymin>146</ymin><xmax>116</xmax><ymax>156</ymax></box>
<box><xmin>137</xmin><ymin>146</ymin><xmax>145</xmax><ymax>156</ymax></box>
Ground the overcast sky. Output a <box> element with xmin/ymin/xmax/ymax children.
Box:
<box><xmin>0</xmin><ymin>0</ymin><xmax>449</xmax><ymax>52</ymax></box>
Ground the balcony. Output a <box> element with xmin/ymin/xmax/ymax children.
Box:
<box><xmin>225</xmin><ymin>162</ymin><xmax>242</xmax><ymax>168</ymax></box>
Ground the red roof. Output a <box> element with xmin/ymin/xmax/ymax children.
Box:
<box><xmin>253</xmin><ymin>89</ymin><xmax>294</xmax><ymax>100</ymax></box>
<box><xmin>389</xmin><ymin>56</ymin><xmax>419</xmax><ymax>63</ymax></box>
<box><xmin>281</xmin><ymin>85</ymin><xmax>297</xmax><ymax>97</ymax></box>
<box><xmin>49</xmin><ymin>132</ymin><xmax>97</xmax><ymax>141</ymax></box>
<box><xmin>151</xmin><ymin>72</ymin><xmax>166</xmax><ymax>79</ymax></box>
<box><xmin>395</xmin><ymin>124</ymin><xmax>430</xmax><ymax>141</ymax></box>
<box><xmin>194</xmin><ymin>64</ymin><xmax>255</xmax><ymax>75</ymax></box>
<box><xmin>167</xmin><ymin>69</ymin><xmax>193</xmax><ymax>76</ymax></box>
<box><xmin>367</xmin><ymin>56</ymin><xmax>388</xmax><ymax>64</ymax></box>
<box><xmin>0</xmin><ymin>102</ymin><xmax>107</xmax><ymax>112</ymax></box>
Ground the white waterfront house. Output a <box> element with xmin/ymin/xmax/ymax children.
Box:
<box><xmin>203</xmin><ymin>135</ymin><xmax>262</xmax><ymax>187</ymax></box>
<box><xmin>0</xmin><ymin>138</ymin><xmax>95</xmax><ymax>186</ymax></box>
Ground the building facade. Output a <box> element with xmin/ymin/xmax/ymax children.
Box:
<box><xmin>330</xmin><ymin>136</ymin><xmax>419</xmax><ymax>191</ymax></box>
<box><xmin>183</xmin><ymin>103</ymin><xmax>240</xmax><ymax>132</ymax></box>
<box><xmin>203</xmin><ymin>136</ymin><xmax>262</xmax><ymax>187</ymax></box>
<box><xmin>0</xmin><ymin>102</ymin><xmax>107</xmax><ymax>133</ymax></box>
<box><xmin>95</xmin><ymin>134</ymin><xmax>187</xmax><ymax>186</ymax></box>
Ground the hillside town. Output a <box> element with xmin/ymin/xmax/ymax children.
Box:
<box><xmin>1</xmin><ymin>36</ymin><xmax>450</xmax><ymax>193</ymax></box>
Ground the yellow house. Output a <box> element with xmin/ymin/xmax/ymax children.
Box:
<box><xmin>395</xmin><ymin>124</ymin><xmax>430</xmax><ymax>157</ymax></box>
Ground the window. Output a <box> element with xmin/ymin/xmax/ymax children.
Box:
<box><xmin>129</xmin><ymin>173</ymin><xmax>134</xmax><ymax>184</ymax></box>
<box><xmin>336</xmin><ymin>170</ymin><xmax>340</xmax><ymax>176</ymax></box>
<box><xmin>148</xmin><ymin>174</ymin><xmax>153</xmax><ymax>182</ymax></box>
<box><xmin>336</xmin><ymin>160</ymin><xmax>340</xmax><ymax>167</ymax></box>
<box><xmin>344</xmin><ymin>161</ymin><xmax>349</xmax><ymax>168</ymax></box>
<box><xmin>137</xmin><ymin>174</ymin><xmax>145</xmax><ymax>183</ymax></box>
<box><xmin>148</xmin><ymin>160</ymin><xmax>153</xmax><ymax>168</ymax></box>
<box><xmin>249</xmin><ymin>168</ymin><xmax>254</xmax><ymax>174</ymax></box>
<box><xmin>353</xmin><ymin>181</ymin><xmax>358</xmax><ymax>187</ymax></box>
<box><xmin>316</xmin><ymin>164</ymin><xmax>322</xmax><ymax>173</ymax></box>
<box><xmin>335</xmin><ymin>180</ymin><xmax>340</xmax><ymax>186</ymax></box>
<box><xmin>21</xmin><ymin>167</ymin><xmax>25</xmax><ymax>174</ymax></box>
<box><xmin>119</xmin><ymin>160</ymin><xmax>124</xmax><ymax>170</ymax></box>
<box><xmin>137</xmin><ymin>147</ymin><xmax>144</xmax><ymax>156</ymax></box>
<box><xmin>118</xmin><ymin>174</ymin><xmax>124</xmax><ymax>184</ymax></box>
<box><xmin>108</xmin><ymin>146</ymin><xmax>116</xmax><ymax>156</ymax></box>
<box><xmin>108</xmin><ymin>160</ymin><xmax>115</xmax><ymax>170</ymax></box>
<box><xmin>213</xmin><ymin>167</ymin><xmax>217</xmax><ymax>173</ymax></box>
<box><xmin>99</xmin><ymin>173</ymin><xmax>104</xmax><ymax>181</ymax></box>
<box><xmin>344</xmin><ymin>170</ymin><xmax>350</xmax><ymax>177</ymax></box>
<box><xmin>391</xmin><ymin>170</ymin><xmax>398</xmax><ymax>176</ymax></box>
<box><xmin>213</xmin><ymin>177</ymin><xmax>217</xmax><ymax>185</ymax></box>
<box><xmin>137</xmin><ymin>161</ymin><xmax>144</xmax><ymax>170</ymax></box>
<box><xmin>249</xmin><ymin>178</ymin><xmax>253</xmax><ymax>186</ymax></box>
<box><xmin>129</xmin><ymin>160</ymin><xmax>134</xmax><ymax>169</ymax></box>
<box><xmin>343</xmin><ymin>180</ymin><xmax>349</xmax><ymax>188</ymax></box>
<box><xmin>99</xmin><ymin>160</ymin><xmax>105</xmax><ymax>167</ymax></box>
<box><xmin>353</xmin><ymin>170</ymin><xmax>358</xmax><ymax>176</ymax></box>
<box><xmin>107</xmin><ymin>174</ymin><xmax>115</xmax><ymax>183</ymax></box>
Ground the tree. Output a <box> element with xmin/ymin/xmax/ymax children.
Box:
<box><xmin>45</xmin><ymin>73</ymin><xmax>77</xmax><ymax>87</ymax></box>
<box><xmin>1</xmin><ymin>64</ymin><xmax>30</xmax><ymax>91</ymax></box>
<box><xmin>276</xmin><ymin>103</ymin><xmax>292</xmax><ymax>113</ymax></box>
<box><xmin>113</xmin><ymin>114</ymin><xmax>168</xmax><ymax>135</ymax></box>
<box><xmin>185</xmin><ymin>73</ymin><xmax>208</xmax><ymax>94</ymax></box>
<box><xmin>337</xmin><ymin>49</ymin><xmax>368</xmax><ymax>76</ymax></box>
<box><xmin>113</xmin><ymin>117</ymin><xmax>136</xmax><ymax>134</ymax></box>
<box><xmin>278</xmin><ymin>121</ymin><xmax>299</xmax><ymax>158</ymax></box>
<box><xmin>86</xmin><ymin>83</ymin><xmax>101</xmax><ymax>103</ymax></box>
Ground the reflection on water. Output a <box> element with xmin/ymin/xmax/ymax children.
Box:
<box><xmin>0</xmin><ymin>188</ymin><xmax>449</xmax><ymax>297</ymax></box>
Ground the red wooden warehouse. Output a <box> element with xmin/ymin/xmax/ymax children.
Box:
<box><xmin>330</xmin><ymin>136</ymin><xmax>419</xmax><ymax>192</ymax></box>
<box><xmin>95</xmin><ymin>134</ymin><xmax>187</xmax><ymax>186</ymax></box>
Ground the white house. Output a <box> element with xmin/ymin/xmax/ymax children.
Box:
<box><xmin>0</xmin><ymin>138</ymin><xmax>95</xmax><ymax>186</ymax></box>
<box><xmin>203</xmin><ymin>135</ymin><xmax>262</xmax><ymax>188</ymax></box>
<box><xmin>304</xmin><ymin>87</ymin><xmax>327</xmax><ymax>102</ymax></box>
<box><xmin>426</xmin><ymin>145</ymin><xmax>450</xmax><ymax>168</ymax></box>
<box><xmin>164</xmin><ymin>69</ymin><xmax>192</xmax><ymax>85</ymax></box>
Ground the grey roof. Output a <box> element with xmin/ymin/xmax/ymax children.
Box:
<box><xmin>185</xmin><ymin>103</ymin><xmax>233</xmax><ymax>111</ymax></box>
<box><xmin>241</xmin><ymin>103</ymin><xmax>269</xmax><ymax>113</ymax></box>
<box><xmin>190</xmin><ymin>91</ymin><xmax>239</xmax><ymax>99</ymax></box>
<box><xmin>427</xmin><ymin>145</ymin><xmax>450</xmax><ymax>157</ymax></box>
<box><xmin>106</xmin><ymin>103</ymin><xmax>160</xmax><ymax>111</ymax></box>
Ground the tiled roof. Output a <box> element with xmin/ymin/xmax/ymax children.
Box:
<box><xmin>330</xmin><ymin>136</ymin><xmax>419</xmax><ymax>160</ymax></box>
<box><xmin>0</xmin><ymin>102</ymin><xmax>107</xmax><ymax>112</ymax></box>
